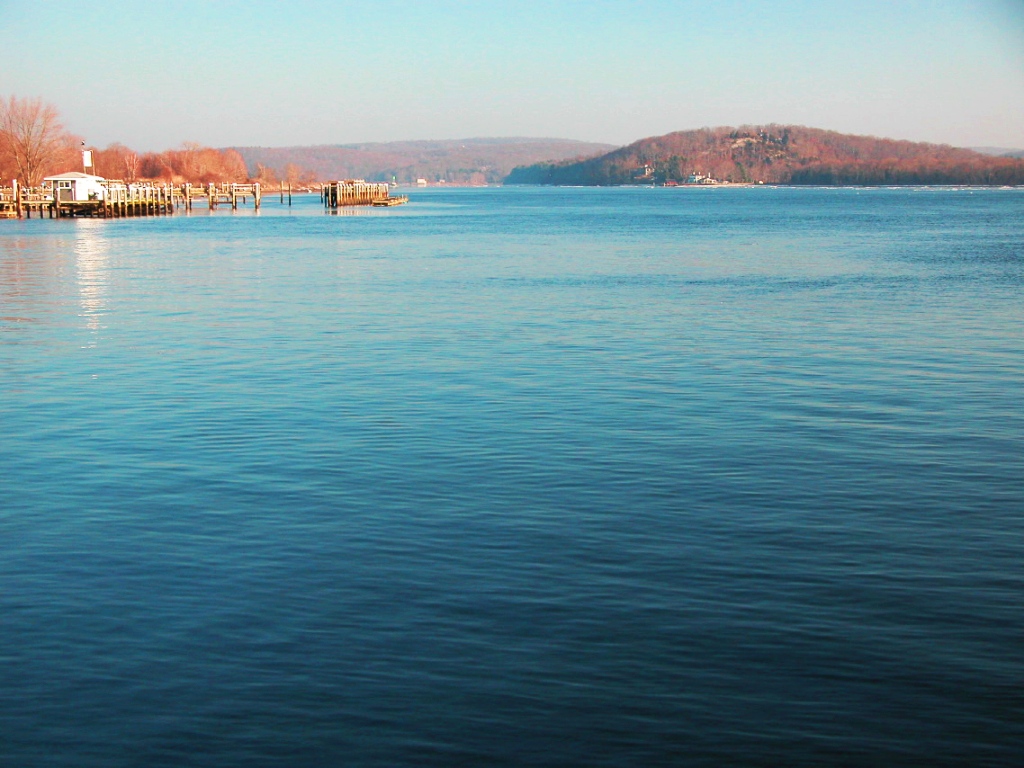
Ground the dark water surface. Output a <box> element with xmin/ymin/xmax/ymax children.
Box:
<box><xmin>2</xmin><ymin>187</ymin><xmax>1022</xmax><ymax>766</ymax></box>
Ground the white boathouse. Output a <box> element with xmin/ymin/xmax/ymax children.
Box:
<box><xmin>44</xmin><ymin>172</ymin><xmax>106</xmax><ymax>202</ymax></box>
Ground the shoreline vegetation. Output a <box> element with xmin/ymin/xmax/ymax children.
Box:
<box><xmin>2</xmin><ymin>96</ymin><xmax>1022</xmax><ymax>188</ymax></box>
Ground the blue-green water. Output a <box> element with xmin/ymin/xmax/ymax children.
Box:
<box><xmin>1</xmin><ymin>186</ymin><xmax>1022</xmax><ymax>766</ymax></box>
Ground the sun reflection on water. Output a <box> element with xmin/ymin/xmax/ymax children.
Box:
<box><xmin>73</xmin><ymin>220</ymin><xmax>110</xmax><ymax>338</ymax></box>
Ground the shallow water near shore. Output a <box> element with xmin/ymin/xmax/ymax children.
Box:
<box><xmin>2</xmin><ymin>186</ymin><xmax>1022</xmax><ymax>766</ymax></box>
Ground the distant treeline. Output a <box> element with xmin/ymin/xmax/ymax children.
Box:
<box><xmin>67</xmin><ymin>144</ymin><xmax>316</xmax><ymax>186</ymax></box>
<box><xmin>0</xmin><ymin>94</ymin><xmax>316</xmax><ymax>186</ymax></box>
<box><xmin>230</xmin><ymin>139</ymin><xmax>616</xmax><ymax>185</ymax></box>
<box><xmin>1</xmin><ymin>93</ymin><xmax>610</xmax><ymax>186</ymax></box>
<box><xmin>5</xmin><ymin>95</ymin><xmax>1021</xmax><ymax>189</ymax></box>
<box><xmin>507</xmin><ymin>125</ymin><xmax>1024</xmax><ymax>186</ymax></box>
<box><xmin>86</xmin><ymin>143</ymin><xmax>254</xmax><ymax>184</ymax></box>
<box><xmin>788</xmin><ymin>163</ymin><xmax>1024</xmax><ymax>186</ymax></box>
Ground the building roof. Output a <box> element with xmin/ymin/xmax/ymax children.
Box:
<box><xmin>43</xmin><ymin>172</ymin><xmax>105</xmax><ymax>181</ymax></box>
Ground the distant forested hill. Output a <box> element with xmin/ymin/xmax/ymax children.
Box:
<box><xmin>507</xmin><ymin>126</ymin><xmax>1024</xmax><ymax>185</ymax></box>
<box><xmin>970</xmin><ymin>147</ymin><xmax>1024</xmax><ymax>157</ymax></box>
<box><xmin>230</xmin><ymin>138</ymin><xmax>615</xmax><ymax>184</ymax></box>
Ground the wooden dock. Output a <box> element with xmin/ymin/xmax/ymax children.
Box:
<box><xmin>3</xmin><ymin>178</ymin><xmax>408</xmax><ymax>219</ymax></box>
<box><xmin>0</xmin><ymin>180</ymin><xmax>262</xmax><ymax>218</ymax></box>
<box><xmin>323</xmin><ymin>180</ymin><xmax>407</xmax><ymax>208</ymax></box>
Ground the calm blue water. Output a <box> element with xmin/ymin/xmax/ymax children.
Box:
<box><xmin>1</xmin><ymin>186</ymin><xmax>1022</xmax><ymax>766</ymax></box>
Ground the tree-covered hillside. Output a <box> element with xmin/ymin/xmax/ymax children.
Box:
<box><xmin>506</xmin><ymin>126</ymin><xmax>1024</xmax><ymax>185</ymax></box>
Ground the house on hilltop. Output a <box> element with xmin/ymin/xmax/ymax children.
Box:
<box><xmin>634</xmin><ymin>163</ymin><xmax>655</xmax><ymax>181</ymax></box>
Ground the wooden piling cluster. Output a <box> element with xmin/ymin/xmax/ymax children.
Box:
<box><xmin>176</xmin><ymin>183</ymin><xmax>262</xmax><ymax>211</ymax></box>
<box><xmin>208</xmin><ymin>183</ymin><xmax>261</xmax><ymax>210</ymax></box>
<box><xmin>323</xmin><ymin>180</ymin><xmax>404</xmax><ymax>208</ymax></box>
<box><xmin>100</xmin><ymin>184</ymin><xmax>175</xmax><ymax>217</ymax></box>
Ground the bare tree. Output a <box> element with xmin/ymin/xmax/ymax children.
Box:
<box><xmin>283</xmin><ymin>162</ymin><xmax>302</xmax><ymax>184</ymax></box>
<box><xmin>122</xmin><ymin>150</ymin><xmax>140</xmax><ymax>184</ymax></box>
<box><xmin>220</xmin><ymin>149</ymin><xmax>250</xmax><ymax>182</ymax></box>
<box><xmin>0</xmin><ymin>95</ymin><xmax>75</xmax><ymax>186</ymax></box>
<box><xmin>92</xmin><ymin>142</ymin><xmax>139</xmax><ymax>182</ymax></box>
<box><xmin>179</xmin><ymin>141</ymin><xmax>203</xmax><ymax>180</ymax></box>
<box><xmin>255</xmin><ymin>162</ymin><xmax>278</xmax><ymax>185</ymax></box>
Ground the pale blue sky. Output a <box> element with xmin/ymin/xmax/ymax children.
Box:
<box><xmin>1</xmin><ymin>0</ymin><xmax>1022</xmax><ymax>150</ymax></box>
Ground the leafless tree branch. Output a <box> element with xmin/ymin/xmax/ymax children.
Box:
<box><xmin>0</xmin><ymin>95</ymin><xmax>75</xmax><ymax>186</ymax></box>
